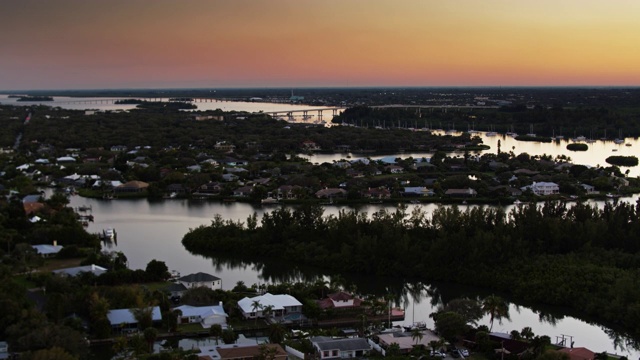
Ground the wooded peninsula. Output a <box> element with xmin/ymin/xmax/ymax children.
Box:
<box><xmin>183</xmin><ymin>201</ymin><xmax>640</xmax><ymax>343</ymax></box>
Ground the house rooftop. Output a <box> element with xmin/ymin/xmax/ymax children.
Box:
<box><xmin>178</xmin><ymin>272</ymin><xmax>221</xmax><ymax>283</ymax></box>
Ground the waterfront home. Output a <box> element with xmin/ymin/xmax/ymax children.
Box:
<box><xmin>277</xmin><ymin>185</ymin><xmax>302</xmax><ymax>200</ymax></box>
<box><xmin>114</xmin><ymin>180</ymin><xmax>149</xmax><ymax>193</ymax></box>
<box><xmin>580</xmin><ymin>183</ymin><xmax>598</xmax><ymax>195</ymax></box>
<box><xmin>522</xmin><ymin>181</ymin><xmax>560</xmax><ymax>196</ymax></box>
<box><xmin>177</xmin><ymin>272</ymin><xmax>222</xmax><ymax>290</ymax></box>
<box><xmin>377</xmin><ymin>330</ymin><xmax>440</xmax><ymax>354</ymax></box>
<box><xmin>32</xmin><ymin>242</ymin><xmax>63</xmax><ymax>258</ymax></box>
<box><xmin>403</xmin><ymin>186</ymin><xmax>434</xmax><ymax>197</ymax></box>
<box><xmin>233</xmin><ymin>185</ymin><xmax>254</xmax><ymax>197</ymax></box>
<box><xmin>197</xmin><ymin>181</ymin><xmax>223</xmax><ymax>195</ymax></box>
<box><xmin>53</xmin><ymin>264</ymin><xmax>107</xmax><ymax>277</ymax></box>
<box><xmin>317</xmin><ymin>292</ymin><xmax>363</xmax><ymax>310</ymax></box>
<box><xmin>237</xmin><ymin>292</ymin><xmax>303</xmax><ymax>320</ymax></box>
<box><xmin>173</xmin><ymin>302</ymin><xmax>227</xmax><ymax>329</ymax></box>
<box><xmin>107</xmin><ymin>306</ymin><xmax>162</xmax><ymax>332</ymax></box>
<box><xmin>362</xmin><ymin>187</ymin><xmax>391</xmax><ymax>199</ymax></box>
<box><xmin>315</xmin><ymin>188</ymin><xmax>347</xmax><ymax>199</ymax></box>
<box><xmin>311</xmin><ymin>336</ymin><xmax>371</xmax><ymax>359</ymax></box>
<box><xmin>196</xmin><ymin>343</ymin><xmax>287</xmax><ymax>360</ymax></box>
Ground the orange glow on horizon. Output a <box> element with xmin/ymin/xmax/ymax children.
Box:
<box><xmin>1</xmin><ymin>0</ymin><xmax>640</xmax><ymax>89</ymax></box>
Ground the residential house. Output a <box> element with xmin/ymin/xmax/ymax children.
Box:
<box><xmin>522</xmin><ymin>181</ymin><xmax>560</xmax><ymax>196</ymax></box>
<box><xmin>221</xmin><ymin>157</ymin><xmax>248</xmax><ymax>167</ymax></box>
<box><xmin>580</xmin><ymin>184</ymin><xmax>598</xmax><ymax>195</ymax></box>
<box><xmin>385</xmin><ymin>165</ymin><xmax>404</xmax><ymax>174</ymax></box>
<box><xmin>233</xmin><ymin>185</ymin><xmax>254</xmax><ymax>197</ymax></box>
<box><xmin>56</xmin><ymin>156</ymin><xmax>76</xmax><ymax>163</ymax></box>
<box><xmin>165</xmin><ymin>283</ymin><xmax>188</xmax><ymax>299</ymax></box>
<box><xmin>214</xmin><ymin>141</ymin><xmax>236</xmax><ymax>152</ymax></box>
<box><xmin>173</xmin><ymin>302</ymin><xmax>228</xmax><ymax>328</ymax></box>
<box><xmin>110</xmin><ymin>145</ymin><xmax>128</xmax><ymax>152</ymax></box>
<box><xmin>196</xmin><ymin>343</ymin><xmax>287</xmax><ymax>360</ymax></box>
<box><xmin>177</xmin><ymin>272</ymin><xmax>222</xmax><ymax>290</ymax></box>
<box><xmin>403</xmin><ymin>187</ymin><xmax>433</xmax><ymax>197</ymax></box>
<box><xmin>362</xmin><ymin>187</ymin><xmax>391</xmax><ymax>199</ymax></box>
<box><xmin>107</xmin><ymin>306</ymin><xmax>162</xmax><ymax>331</ymax></box>
<box><xmin>222</xmin><ymin>174</ymin><xmax>239</xmax><ymax>182</ymax></box>
<box><xmin>557</xmin><ymin>347</ymin><xmax>595</xmax><ymax>360</ymax></box>
<box><xmin>315</xmin><ymin>188</ymin><xmax>347</xmax><ymax>199</ymax></box>
<box><xmin>32</xmin><ymin>242</ymin><xmax>63</xmax><ymax>257</ymax></box>
<box><xmin>198</xmin><ymin>181</ymin><xmax>223</xmax><ymax>194</ymax></box>
<box><xmin>346</xmin><ymin>169</ymin><xmax>365</xmax><ymax>178</ymax></box>
<box><xmin>53</xmin><ymin>264</ymin><xmax>107</xmax><ymax>277</ymax></box>
<box><xmin>377</xmin><ymin>330</ymin><xmax>441</xmax><ymax>354</ymax></box>
<box><xmin>317</xmin><ymin>292</ymin><xmax>363</xmax><ymax>310</ymax></box>
<box><xmin>445</xmin><ymin>188</ymin><xmax>478</xmax><ymax>197</ymax></box>
<box><xmin>186</xmin><ymin>164</ymin><xmax>202</xmax><ymax>173</ymax></box>
<box><xmin>114</xmin><ymin>180</ymin><xmax>149</xmax><ymax>193</ymax></box>
<box><xmin>311</xmin><ymin>336</ymin><xmax>371</xmax><ymax>359</ymax></box>
<box><xmin>277</xmin><ymin>185</ymin><xmax>302</xmax><ymax>200</ymax></box>
<box><xmin>237</xmin><ymin>292</ymin><xmax>302</xmax><ymax>319</ymax></box>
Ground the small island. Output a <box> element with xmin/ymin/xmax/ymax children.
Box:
<box><xmin>17</xmin><ymin>96</ymin><xmax>54</xmax><ymax>102</ymax></box>
<box><xmin>567</xmin><ymin>143</ymin><xmax>588</xmax><ymax>151</ymax></box>
<box><xmin>606</xmin><ymin>155</ymin><xmax>639</xmax><ymax>167</ymax></box>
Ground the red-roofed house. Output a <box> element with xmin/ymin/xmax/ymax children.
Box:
<box><xmin>318</xmin><ymin>292</ymin><xmax>363</xmax><ymax>310</ymax></box>
<box><xmin>557</xmin><ymin>347</ymin><xmax>595</xmax><ymax>360</ymax></box>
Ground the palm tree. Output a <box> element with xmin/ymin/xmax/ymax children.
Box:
<box><xmin>210</xmin><ymin>324</ymin><xmax>223</xmax><ymax>345</ymax></box>
<box><xmin>262</xmin><ymin>305</ymin><xmax>275</xmax><ymax>321</ymax></box>
<box><xmin>521</xmin><ymin>326</ymin><xmax>534</xmax><ymax>340</ymax></box>
<box><xmin>482</xmin><ymin>295</ymin><xmax>510</xmax><ymax>331</ymax></box>
<box><xmin>251</xmin><ymin>300</ymin><xmax>263</xmax><ymax>325</ymax></box>
<box><xmin>411</xmin><ymin>328</ymin><xmax>423</xmax><ymax>345</ymax></box>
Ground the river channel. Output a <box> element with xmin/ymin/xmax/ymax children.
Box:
<box><xmin>8</xmin><ymin>95</ymin><xmax>640</xmax><ymax>356</ymax></box>
<box><xmin>64</xmin><ymin>193</ymin><xmax>640</xmax><ymax>358</ymax></box>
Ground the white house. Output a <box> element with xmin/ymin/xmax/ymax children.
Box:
<box><xmin>107</xmin><ymin>306</ymin><xmax>162</xmax><ymax>331</ymax></box>
<box><xmin>53</xmin><ymin>264</ymin><xmax>107</xmax><ymax>277</ymax></box>
<box><xmin>32</xmin><ymin>242</ymin><xmax>63</xmax><ymax>257</ymax></box>
<box><xmin>173</xmin><ymin>303</ymin><xmax>227</xmax><ymax>328</ymax></box>
<box><xmin>311</xmin><ymin>336</ymin><xmax>371</xmax><ymax>359</ymax></box>
<box><xmin>177</xmin><ymin>272</ymin><xmax>222</xmax><ymax>290</ymax></box>
<box><xmin>523</xmin><ymin>182</ymin><xmax>560</xmax><ymax>196</ymax></box>
<box><xmin>237</xmin><ymin>293</ymin><xmax>302</xmax><ymax>319</ymax></box>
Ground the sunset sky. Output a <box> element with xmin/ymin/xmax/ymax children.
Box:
<box><xmin>2</xmin><ymin>0</ymin><xmax>640</xmax><ymax>90</ymax></box>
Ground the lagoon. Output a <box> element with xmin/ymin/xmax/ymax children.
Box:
<box><xmin>64</xmin><ymin>193</ymin><xmax>640</xmax><ymax>358</ymax></box>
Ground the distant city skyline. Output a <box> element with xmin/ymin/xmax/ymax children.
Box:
<box><xmin>2</xmin><ymin>0</ymin><xmax>640</xmax><ymax>91</ymax></box>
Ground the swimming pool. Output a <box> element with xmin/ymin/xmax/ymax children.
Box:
<box><xmin>283</xmin><ymin>313</ymin><xmax>303</xmax><ymax>321</ymax></box>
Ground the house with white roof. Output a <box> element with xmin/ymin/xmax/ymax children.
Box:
<box><xmin>107</xmin><ymin>306</ymin><xmax>162</xmax><ymax>331</ymax></box>
<box><xmin>32</xmin><ymin>242</ymin><xmax>63</xmax><ymax>257</ymax></box>
<box><xmin>52</xmin><ymin>264</ymin><xmax>107</xmax><ymax>277</ymax></box>
<box><xmin>522</xmin><ymin>181</ymin><xmax>560</xmax><ymax>196</ymax></box>
<box><xmin>237</xmin><ymin>292</ymin><xmax>302</xmax><ymax>319</ymax></box>
<box><xmin>173</xmin><ymin>303</ymin><xmax>227</xmax><ymax>328</ymax></box>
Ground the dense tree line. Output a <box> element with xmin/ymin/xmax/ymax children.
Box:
<box><xmin>183</xmin><ymin>201</ymin><xmax>640</xmax><ymax>339</ymax></box>
<box><xmin>332</xmin><ymin>105</ymin><xmax>640</xmax><ymax>139</ymax></box>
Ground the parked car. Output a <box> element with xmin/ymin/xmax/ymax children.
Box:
<box><xmin>460</xmin><ymin>349</ymin><xmax>469</xmax><ymax>357</ymax></box>
<box><xmin>430</xmin><ymin>351</ymin><xmax>446</xmax><ymax>358</ymax></box>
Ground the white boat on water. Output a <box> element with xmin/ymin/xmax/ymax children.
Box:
<box><xmin>102</xmin><ymin>228</ymin><xmax>116</xmax><ymax>240</ymax></box>
<box><xmin>261</xmin><ymin>197</ymin><xmax>279</xmax><ymax>204</ymax></box>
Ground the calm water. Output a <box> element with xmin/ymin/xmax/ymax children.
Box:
<box><xmin>64</xmin><ymin>194</ymin><xmax>640</xmax><ymax>358</ymax></box>
<box><xmin>9</xmin><ymin>95</ymin><xmax>640</xmax><ymax>355</ymax></box>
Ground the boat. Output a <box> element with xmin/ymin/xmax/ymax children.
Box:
<box><xmin>625</xmin><ymin>143</ymin><xmax>632</xmax><ymax>147</ymax></box>
<box><xmin>403</xmin><ymin>321</ymin><xmax>427</xmax><ymax>332</ymax></box>
<box><xmin>261</xmin><ymin>197</ymin><xmax>279</xmax><ymax>204</ymax></box>
<box><xmin>102</xmin><ymin>228</ymin><xmax>116</xmax><ymax>240</ymax></box>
